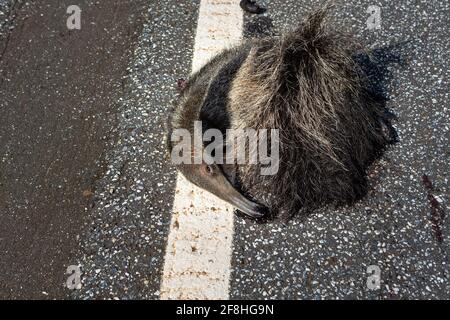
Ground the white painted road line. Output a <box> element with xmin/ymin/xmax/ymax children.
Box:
<box><xmin>160</xmin><ymin>0</ymin><xmax>243</xmax><ymax>300</ymax></box>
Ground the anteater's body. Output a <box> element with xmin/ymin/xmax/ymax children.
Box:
<box><xmin>168</xmin><ymin>7</ymin><xmax>394</xmax><ymax>220</ymax></box>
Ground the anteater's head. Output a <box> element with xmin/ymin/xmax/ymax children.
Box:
<box><xmin>167</xmin><ymin>52</ymin><xmax>268</xmax><ymax>219</ymax></box>
<box><xmin>178</xmin><ymin>161</ymin><xmax>268</xmax><ymax>219</ymax></box>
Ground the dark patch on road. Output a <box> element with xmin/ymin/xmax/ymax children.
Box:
<box><xmin>0</xmin><ymin>0</ymin><xmax>147</xmax><ymax>299</ymax></box>
<box><xmin>421</xmin><ymin>174</ymin><xmax>446</xmax><ymax>244</ymax></box>
<box><xmin>240</xmin><ymin>0</ymin><xmax>267</xmax><ymax>15</ymax></box>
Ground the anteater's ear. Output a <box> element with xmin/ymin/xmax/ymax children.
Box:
<box><xmin>177</xmin><ymin>78</ymin><xmax>187</xmax><ymax>92</ymax></box>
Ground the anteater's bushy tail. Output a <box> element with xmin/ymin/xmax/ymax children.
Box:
<box><xmin>229</xmin><ymin>5</ymin><xmax>392</xmax><ymax>219</ymax></box>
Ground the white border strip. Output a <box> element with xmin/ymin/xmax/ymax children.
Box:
<box><xmin>160</xmin><ymin>0</ymin><xmax>243</xmax><ymax>300</ymax></box>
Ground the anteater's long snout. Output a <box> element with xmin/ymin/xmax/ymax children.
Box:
<box><xmin>179</xmin><ymin>164</ymin><xmax>268</xmax><ymax>219</ymax></box>
<box><xmin>215</xmin><ymin>171</ymin><xmax>268</xmax><ymax>219</ymax></box>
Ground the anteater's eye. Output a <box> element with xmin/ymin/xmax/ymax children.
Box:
<box><xmin>201</xmin><ymin>164</ymin><xmax>214</xmax><ymax>176</ymax></box>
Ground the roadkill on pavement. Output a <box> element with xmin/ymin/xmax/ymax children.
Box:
<box><xmin>168</xmin><ymin>6</ymin><xmax>397</xmax><ymax>221</ymax></box>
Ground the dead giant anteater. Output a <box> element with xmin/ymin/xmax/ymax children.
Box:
<box><xmin>167</xmin><ymin>7</ymin><xmax>396</xmax><ymax>221</ymax></box>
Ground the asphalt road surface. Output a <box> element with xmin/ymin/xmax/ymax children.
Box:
<box><xmin>0</xmin><ymin>0</ymin><xmax>448</xmax><ymax>299</ymax></box>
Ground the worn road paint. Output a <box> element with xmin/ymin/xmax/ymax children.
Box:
<box><xmin>160</xmin><ymin>0</ymin><xmax>243</xmax><ymax>300</ymax></box>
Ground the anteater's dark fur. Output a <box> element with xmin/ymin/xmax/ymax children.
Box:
<box><xmin>169</xmin><ymin>6</ymin><xmax>395</xmax><ymax>220</ymax></box>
